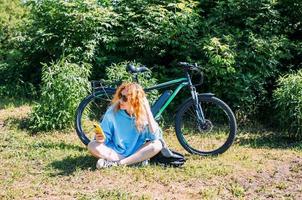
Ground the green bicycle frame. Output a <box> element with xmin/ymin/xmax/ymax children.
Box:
<box><xmin>144</xmin><ymin>78</ymin><xmax>189</xmax><ymax>120</ymax></box>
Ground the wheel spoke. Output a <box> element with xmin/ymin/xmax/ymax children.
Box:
<box><xmin>76</xmin><ymin>91</ymin><xmax>115</xmax><ymax>145</ymax></box>
<box><xmin>176</xmin><ymin>97</ymin><xmax>236</xmax><ymax>155</ymax></box>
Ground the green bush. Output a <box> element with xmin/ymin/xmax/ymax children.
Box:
<box><xmin>2</xmin><ymin>0</ymin><xmax>302</xmax><ymax>129</ymax></box>
<box><xmin>273</xmin><ymin>70</ymin><xmax>302</xmax><ymax>140</ymax></box>
<box><xmin>29</xmin><ymin>57</ymin><xmax>90</xmax><ymax>132</ymax></box>
<box><xmin>11</xmin><ymin>0</ymin><xmax>119</xmax><ymax>93</ymax></box>
<box><xmin>111</xmin><ymin>0</ymin><xmax>199</xmax><ymax>64</ymax></box>
<box><xmin>25</xmin><ymin>0</ymin><xmax>118</xmax><ymax>62</ymax></box>
<box><xmin>195</xmin><ymin>0</ymin><xmax>293</xmax><ymax>123</ymax></box>
<box><xmin>0</xmin><ymin>0</ymin><xmax>31</xmax><ymax>98</ymax></box>
<box><xmin>0</xmin><ymin>81</ymin><xmax>37</xmax><ymax>98</ymax></box>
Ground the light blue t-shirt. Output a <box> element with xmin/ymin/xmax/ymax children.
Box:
<box><xmin>99</xmin><ymin>105</ymin><xmax>162</xmax><ymax>157</ymax></box>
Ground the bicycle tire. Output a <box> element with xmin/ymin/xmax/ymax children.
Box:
<box><xmin>175</xmin><ymin>95</ymin><xmax>237</xmax><ymax>156</ymax></box>
<box><xmin>75</xmin><ymin>89</ymin><xmax>115</xmax><ymax>146</ymax></box>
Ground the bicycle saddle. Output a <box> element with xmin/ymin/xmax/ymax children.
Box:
<box><xmin>127</xmin><ymin>64</ymin><xmax>149</xmax><ymax>74</ymax></box>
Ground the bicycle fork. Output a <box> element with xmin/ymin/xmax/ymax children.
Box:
<box><xmin>190</xmin><ymin>86</ymin><xmax>206</xmax><ymax>126</ymax></box>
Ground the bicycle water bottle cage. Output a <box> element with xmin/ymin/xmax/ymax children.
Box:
<box><xmin>127</xmin><ymin>64</ymin><xmax>149</xmax><ymax>74</ymax></box>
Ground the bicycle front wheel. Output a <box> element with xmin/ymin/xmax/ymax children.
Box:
<box><xmin>175</xmin><ymin>95</ymin><xmax>237</xmax><ymax>156</ymax></box>
<box><xmin>75</xmin><ymin>89</ymin><xmax>115</xmax><ymax>146</ymax></box>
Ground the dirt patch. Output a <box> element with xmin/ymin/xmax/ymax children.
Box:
<box><xmin>0</xmin><ymin>105</ymin><xmax>31</xmax><ymax>121</ymax></box>
<box><xmin>0</xmin><ymin>105</ymin><xmax>31</xmax><ymax>131</ymax></box>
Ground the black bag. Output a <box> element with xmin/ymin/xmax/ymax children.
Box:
<box><xmin>150</xmin><ymin>149</ymin><xmax>186</xmax><ymax>167</ymax></box>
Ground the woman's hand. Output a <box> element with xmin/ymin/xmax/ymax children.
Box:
<box><xmin>95</xmin><ymin>134</ymin><xmax>105</xmax><ymax>143</ymax></box>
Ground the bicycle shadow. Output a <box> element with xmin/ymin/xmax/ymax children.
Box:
<box><xmin>48</xmin><ymin>155</ymin><xmax>97</xmax><ymax>176</ymax></box>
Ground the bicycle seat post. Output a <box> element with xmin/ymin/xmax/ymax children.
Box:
<box><xmin>133</xmin><ymin>73</ymin><xmax>139</xmax><ymax>83</ymax></box>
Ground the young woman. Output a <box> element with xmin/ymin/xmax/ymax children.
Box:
<box><xmin>87</xmin><ymin>82</ymin><xmax>164</xmax><ymax>168</ymax></box>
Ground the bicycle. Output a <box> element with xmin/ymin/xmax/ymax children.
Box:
<box><xmin>75</xmin><ymin>62</ymin><xmax>237</xmax><ymax>156</ymax></box>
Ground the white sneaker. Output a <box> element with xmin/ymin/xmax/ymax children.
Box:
<box><xmin>141</xmin><ymin>159</ymin><xmax>149</xmax><ymax>166</ymax></box>
<box><xmin>96</xmin><ymin>158</ymin><xmax>120</xmax><ymax>169</ymax></box>
<box><xmin>132</xmin><ymin>159</ymin><xmax>149</xmax><ymax>167</ymax></box>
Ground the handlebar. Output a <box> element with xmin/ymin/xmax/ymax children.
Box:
<box><xmin>178</xmin><ymin>62</ymin><xmax>203</xmax><ymax>86</ymax></box>
<box><xmin>177</xmin><ymin>62</ymin><xmax>200</xmax><ymax>70</ymax></box>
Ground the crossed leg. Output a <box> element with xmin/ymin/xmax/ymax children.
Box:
<box><xmin>87</xmin><ymin>140</ymin><xmax>163</xmax><ymax>165</ymax></box>
<box><xmin>87</xmin><ymin>141</ymin><xmax>124</xmax><ymax>161</ymax></box>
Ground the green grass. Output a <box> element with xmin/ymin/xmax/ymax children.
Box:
<box><xmin>76</xmin><ymin>189</ymin><xmax>151</xmax><ymax>200</ymax></box>
<box><xmin>0</xmin><ymin>97</ymin><xmax>33</xmax><ymax>110</ymax></box>
<box><xmin>1</xmin><ymin>102</ymin><xmax>302</xmax><ymax>199</ymax></box>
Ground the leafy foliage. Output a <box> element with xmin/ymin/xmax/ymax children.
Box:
<box><xmin>1</xmin><ymin>0</ymin><xmax>302</xmax><ymax>133</ymax></box>
<box><xmin>29</xmin><ymin>57</ymin><xmax>90</xmax><ymax>132</ymax></box>
<box><xmin>0</xmin><ymin>0</ymin><xmax>31</xmax><ymax>97</ymax></box>
<box><xmin>195</xmin><ymin>0</ymin><xmax>294</xmax><ymax>123</ymax></box>
<box><xmin>273</xmin><ymin>70</ymin><xmax>302</xmax><ymax>140</ymax></box>
<box><xmin>110</xmin><ymin>0</ymin><xmax>199</xmax><ymax>63</ymax></box>
<box><xmin>25</xmin><ymin>0</ymin><xmax>119</xmax><ymax>62</ymax></box>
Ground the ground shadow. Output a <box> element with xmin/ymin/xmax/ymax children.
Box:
<box><xmin>31</xmin><ymin>141</ymin><xmax>86</xmax><ymax>152</ymax></box>
<box><xmin>4</xmin><ymin>116</ymin><xmax>81</xmax><ymax>141</ymax></box>
<box><xmin>49</xmin><ymin>155</ymin><xmax>97</xmax><ymax>176</ymax></box>
<box><xmin>4</xmin><ymin>116</ymin><xmax>30</xmax><ymax>130</ymax></box>
<box><xmin>235</xmin><ymin>129</ymin><xmax>302</xmax><ymax>150</ymax></box>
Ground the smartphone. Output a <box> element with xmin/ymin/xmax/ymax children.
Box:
<box><xmin>93</xmin><ymin>123</ymin><xmax>106</xmax><ymax>140</ymax></box>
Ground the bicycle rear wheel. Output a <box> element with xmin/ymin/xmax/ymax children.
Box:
<box><xmin>75</xmin><ymin>89</ymin><xmax>115</xmax><ymax>146</ymax></box>
<box><xmin>175</xmin><ymin>95</ymin><xmax>237</xmax><ymax>155</ymax></box>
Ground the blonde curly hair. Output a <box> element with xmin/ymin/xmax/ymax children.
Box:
<box><xmin>111</xmin><ymin>82</ymin><xmax>148</xmax><ymax>132</ymax></box>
